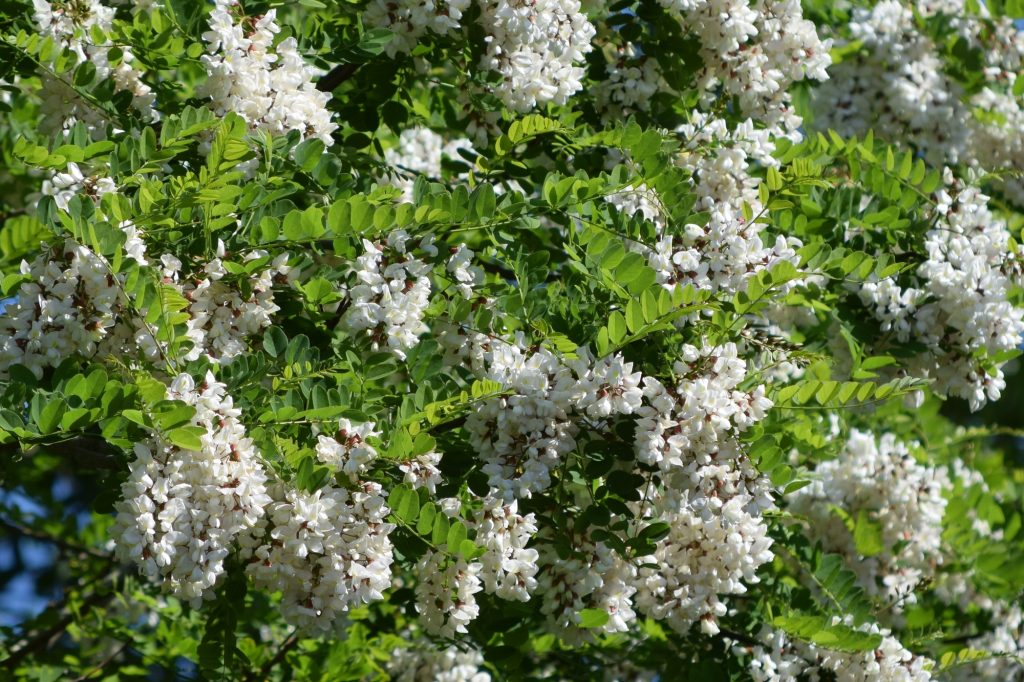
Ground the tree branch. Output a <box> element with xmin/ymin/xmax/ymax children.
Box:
<box><xmin>0</xmin><ymin>516</ymin><xmax>111</xmax><ymax>560</ymax></box>
<box><xmin>245</xmin><ymin>631</ymin><xmax>300</xmax><ymax>682</ymax></box>
<box><xmin>3</xmin><ymin>567</ymin><xmax>120</xmax><ymax>671</ymax></box>
<box><xmin>2</xmin><ymin>436</ymin><xmax>123</xmax><ymax>470</ymax></box>
<box><xmin>316</xmin><ymin>64</ymin><xmax>360</xmax><ymax>93</ymax></box>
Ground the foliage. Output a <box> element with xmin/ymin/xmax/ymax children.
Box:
<box><xmin>0</xmin><ymin>0</ymin><xmax>1023</xmax><ymax>680</ymax></box>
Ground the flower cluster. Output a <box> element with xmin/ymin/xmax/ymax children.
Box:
<box><xmin>743</xmin><ymin>619</ymin><xmax>934</xmax><ymax>682</ymax></box>
<box><xmin>111</xmin><ymin>372</ymin><xmax>271</xmax><ymax>606</ymax></box>
<box><xmin>814</xmin><ymin>0</ymin><xmax>1024</xmax><ymax>200</ymax></box>
<box><xmin>387</xmin><ymin>641</ymin><xmax>492</xmax><ymax>682</ymax></box>
<box><xmin>31</xmin><ymin>0</ymin><xmax>155</xmax><ymax>134</ymax></box>
<box><xmin>245</xmin><ymin>482</ymin><xmax>395</xmax><ymax>633</ymax></box>
<box><xmin>476</xmin><ymin>0</ymin><xmax>596</xmax><ymax>112</ymax></box>
<box><xmin>315</xmin><ymin>418</ymin><xmax>380</xmax><ymax>479</ymax></box>
<box><xmin>135</xmin><ymin>248</ymin><xmax>294</xmax><ymax>366</ymax></box>
<box><xmin>950</xmin><ymin>603</ymin><xmax>1024</xmax><ymax>681</ymax></box>
<box><xmin>383</xmin><ymin>127</ymin><xmax>472</xmax><ymax>203</ymax></box>
<box><xmin>472</xmin><ymin>494</ymin><xmax>539</xmax><ymax>602</ymax></box>
<box><xmin>632</xmin><ymin>342</ymin><xmax>775</xmax><ymax>635</ymax></box>
<box><xmin>858</xmin><ymin>180</ymin><xmax>1024</xmax><ymax>408</ymax></box>
<box><xmin>659</xmin><ymin>0</ymin><xmax>831</xmax><ymax>132</ymax></box>
<box><xmin>789</xmin><ymin>430</ymin><xmax>951</xmax><ymax>607</ymax></box>
<box><xmin>199</xmin><ymin>0</ymin><xmax>336</xmax><ymax>144</ymax></box>
<box><xmin>535</xmin><ymin>530</ymin><xmax>637</xmax><ymax>642</ymax></box>
<box><xmin>0</xmin><ymin>234</ymin><xmax>132</xmax><ymax>379</ymax></box>
<box><xmin>38</xmin><ymin>162</ymin><xmax>116</xmax><ymax>212</ymax></box>
<box><xmin>364</xmin><ymin>0</ymin><xmax>470</xmax><ymax>56</ymax></box>
<box><xmin>464</xmin><ymin>338</ymin><xmax>643</xmax><ymax>500</ymax></box>
<box><xmin>615</xmin><ymin>115</ymin><xmax>803</xmax><ymax>300</ymax></box>
<box><xmin>593</xmin><ymin>44</ymin><xmax>664</xmax><ymax>119</ymax></box>
<box><xmin>414</xmin><ymin>551</ymin><xmax>483</xmax><ymax>638</ymax></box>
<box><xmin>343</xmin><ymin>229</ymin><xmax>435</xmax><ymax>359</ymax></box>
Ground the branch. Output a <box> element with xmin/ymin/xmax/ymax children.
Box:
<box><xmin>3</xmin><ymin>567</ymin><xmax>120</xmax><ymax>670</ymax></box>
<box><xmin>3</xmin><ymin>436</ymin><xmax>123</xmax><ymax>470</ymax></box>
<box><xmin>0</xmin><ymin>516</ymin><xmax>111</xmax><ymax>560</ymax></box>
<box><xmin>245</xmin><ymin>631</ymin><xmax>300</xmax><ymax>682</ymax></box>
<box><xmin>316</xmin><ymin>63</ymin><xmax>360</xmax><ymax>93</ymax></box>
<box><xmin>70</xmin><ymin>642</ymin><xmax>129</xmax><ymax>682</ymax></box>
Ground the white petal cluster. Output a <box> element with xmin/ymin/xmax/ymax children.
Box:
<box><xmin>472</xmin><ymin>494</ymin><xmax>539</xmax><ymax>601</ymax></box>
<box><xmin>634</xmin><ymin>342</ymin><xmax>773</xmax><ymax>474</ymax></box>
<box><xmin>634</xmin><ymin>115</ymin><xmax>802</xmax><ymax>299</ymax></box>
<box><xmin>0</xmin><ymin>235</ymin><xmax>130</xmax><ymax>379</ymax></box>
<box><xmin>38</xmin><ymin>162</ymin><xmax>117</xmax><ymax>212</ymax></box>
<box><xmin>632</xmin><ymin>342</ymin><xmax>774</xmax><ymax>635</ymax></box>
<box><xmin>111</xmin><ymin>372</ymin><xmax>271</xmax><ymax>606</ymax></box>
<box><xmin>135</xmin><ymin>250</ymin><xmax>292</xmax><ymax>365</ymax></box>
<box><xmin>343</xmin><ymin>229</ymin><xmax>435</xmax><ymax>358</ymax></box>
<box><xmin>365</xmin><ymin>0</ymin><xmax>471</xmax><ymax>55</ymax></box>
<box><xmin>465</xmin><ymin>334</ymin><xmax>648</xmax><ymax>499</ymax></box>
<box><xmin>658</xmin><ymin>0</ymin><xmax>831</xmax><ymax>132</ymax></box>
<box><xmin>814</xmin><ymin>0</ymin><xmax>1024</xmax><ymax>198</ymax></box>
<box><xmin>477</xmin><ymin>0</ymin><xmax>595</xmax><ymax>112</ymax></box>
<box><xmin>465</xmin><ymin>336</ymin><xmax>578</xmax><ymax>499</ymax></box>
<box><xmin>245</xmin><ymin>481</ymin><xmax>395</xmax><ymax>633</ymax></box>
<box><xmin>634</xmin><ymin>487</ymin><xmax>774</xmax><ymax>636</ymax></box>
<box><xmin>534</xmin><ymin>541</ymin><xmax>602</xmax><ymax>635</ymax></box>
<box><xmin>414</xmin><ymin>550</ymin><xmax>483</xmax><ymax>637</ymax></box>
<box><xmin>315</xmin><ymin>418</ymin><xmax>380</xmax><ymax>479</ymax></box>
<box><xmin>949</xmin><ymin>602</ymin><xmax>1024</xmax><ymax>681</ymax></box>
<box><xmin>32</xmin><ymin>0</ymin><xmax>155</xmax><ymax>134</ymax></box>
<box><xmin>607</xmin><ymin>182</ymin><xmax>666</xmax><ymax>232</ymax></box>
<box><xmin>789</xmin><ymin>430</ymin><xmax>950</xmax><ymax>607</ymax></box>
<box><xmin>744</xmin><ymin>620</ymin><xmax>933</xmax><ymax>681</ymax></box>
<box><xmin>400</xmin><ymin>450</ymin><xmax>443</xmax><ymax>494</ymax></box>
<box><xmin>383</xmin><ymin>127</ymin><xmax>472</xmax><ymax>202</ymax></box>
<box><xmin>573</xmin><ymin>353</ymin><xmax>644</xmax><ymax>420</ymax></box>
<box><xmin>199</xmin><ymin>0</ymin><xmax>336</xmax><ymax>145</ymax></box>
<box><xmin>536</xmin><ymin>535</ymin><xmax>637</xmax><ymax>643</ymax></box>
<box><xmin>446</xmin><ymin>244</ymin><xmax>485</xmax><ymax>299</ymax></box>
<box><xmin>388</xmin><ymin>641</ymin><xmax>492</xmax><ymax>682</ymax></box>
<box><xmin>858</xmin><ymin>182</ymin><xmax>1024</xmax><ymax>409</ymax></box>
<box><xmin>593</xmin><ymin>44</ymin><xmax>665</xmax><ymax>119</ymax></box>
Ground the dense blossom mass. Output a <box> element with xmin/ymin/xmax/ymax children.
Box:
<box><xmin>1</xmin><ymin>0</ymin><xmax>1023</xmax><ymax>680</ymax></box>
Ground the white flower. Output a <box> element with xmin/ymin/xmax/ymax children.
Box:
<box><xmin>199</xmin><ymin>1</ymin><xmax>336</xmax><ymax>144</ymax></box>
<box><xmin>415</xmin><ymin>551</ymin><xmax>483</xmax><ymax>637</ymax></box>
<box><xmin>245</xmin><ymin>481</ymin><xmax>395</xmax><ymax>633</ymax></box>
<box><xmin>315</xmin><ymin>418</ymin><xmax>380</xmax><ymax>478</ymax></box>
<box><xmin>111</xmin><ymin>373</ymin><xmax>272</xmax><ymax>606</ymax></box>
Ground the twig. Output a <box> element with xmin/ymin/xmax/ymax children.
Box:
<box><xmin>245</xmin><ymin>631</ymin><xmax>300</xmax><ymax>682</ymax></box>
<box><xmin>71</xmin><ymin>641</ymin><xmax>129</xmax><ymax>682</ymax></box>
<box><xmin>0</xmin><ymin>516</ymin><xmax>111</xmax><ymax>560</ymax></box>
<box><xmin>316</xmin><ymin>64</ymin><xmax>361</xmax><ymax>92</ymax></box>
<box><xmin>4</xmin><ymin>568</ymin><xmax>120</xmax><ymax>670</ymax></box>
<box><xmin>720</xmin><ymin>628</ymin><xmax>760</xmax><ymax>647</ymax></box>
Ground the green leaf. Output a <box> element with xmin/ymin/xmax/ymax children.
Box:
<box><xmin>416</xmin><ymin>502</ymin><xmax>437</xmax><ymax>535</ymax></box>
<box><xmin>150</xmin><ymin>401</ymin><xmax>197</xmax><ymax>431</ymax></box>
<box><xmin>607</xmin><ymin>311</ymin><xmax>627</xmax><ymax>345</ymax></box>
<box><xmin>578</xmin><ymin>608</ymin><xmax>610</xmax><ymax>628</ymax></box>
<box><xmin>293</xmin><ymin>138</ymin><xmax>325</xmax><ymax>172</ymax></box>
<box><xmin>166</xmin><ymin>426</ymin><xmax>206</xmax><ymax>451</ymax></box>
<box><xmin>37</xmin><ymin>399</ymin><xmax>67</xmax><ymax>435</ymax></box>
<box><xmin>773</xmin><ymin>614</ymin><xmax>883</xmax><ymax>653</ymax></box>
<box><xmin>431</xmin><ymin>513</ymin><xmax>450</xmax><ymax>546</ymax></box>
<box><xmin>853</xmin><ymin>510</ymin><xmax>885</xmax><ymax>557</ymax></box>
<box><xmin>73</xmin><ymin>61</ymin><xmax>96</xmax><ymax>87</ymax></box>
<box><xmin>446</xmin><ymin>521</ymin><xmax>467</xmax><ymax>551</ymax></box>
<box><xmin>389</xmin><ymin>483</ymin><xmax>420</xmax><ymax>523</ymax></box>
<box><xmin>470</xmin><ymin>184</ymin><xmax>496</xmax><ymax>220</ymax></box>
<box><xmin>263</xmin><ymin>326</ymin><xmax>288</xmax><ymax>358</ymax></box>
